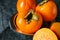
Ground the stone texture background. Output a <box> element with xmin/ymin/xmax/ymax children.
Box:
<box><xmin>0</xmin><ymin>0</ymin><xmax>60</xmax><ymax>40</ymax></box>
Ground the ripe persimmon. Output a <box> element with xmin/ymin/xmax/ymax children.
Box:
<box><xmin>16</xmin><ymin>0</ymin><xmax>36</xmax><ymax>13</ymax></box>
<box><xmin>36</xmin><ymin>0</ymin><xmax>57</xmax><ymax>22</ymax></box>
<box><xmin>50</xmin><ymin>22</ymin><xmax>60</xmax><ymax>38</ymax></box>
<box><xmin>33</xmin><ymin>28</ymin><xmax>58</xmax><ymax>40</ymax></box>
<box><xmin>16</xmin><ymin>10</ymin><xmax>43</xmax><ymax>35</ymax></box>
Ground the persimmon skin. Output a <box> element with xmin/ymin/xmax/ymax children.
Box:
<box><xmin>16</xmin><ymin>12</ymin><xmax>43</xmax><ymax>34</ymax></box>
<box><xmin>36</xmin><ymin>1</ymin><xmax>57</xmax><ymax>22</ymax></box>
<box><xmin>17</xmin><ymin>0</ymin><xmax>36</xmax><ymax>13</ymax></box>
<box><xmin>50</xmin><ymin>22</ymin><xmax>60</xmax><ymax>38</ymax></box>
<box><xmin>33</xmin><ymin>28</ymin><xmax>58</xmax><ymax>40</ymax></box>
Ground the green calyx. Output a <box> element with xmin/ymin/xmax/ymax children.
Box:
<box><xmin>25</xmin><ymin>9</ymin><xmax>38</xmax><ymax>24</ymax></box>
<box><xmin>39</xmin><ymin>0</ymin><xmax>48</xmax><ymax>6</ymax></box>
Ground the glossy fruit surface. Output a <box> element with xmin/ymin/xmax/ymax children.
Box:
<box><xmin>50</xmin><ymin>22</ymin><xmax>60</xmax><ymax>38</ymax></box>
<box><xmin>16</xmin><ymin>10</ymin><xmax>42</xmax><ymax>34</ymax></box>
<box><xmin>36</xmin><ymin>1</ymin><xmax>57</xmax><ymax>22</ymax></box>
<box><xmin>33</xmin><ymin>28</ymin><xmax>58</xmax><ymax>40</ymax></box>
<box><xmin>17</xmin><ymin>0</ymin><xmax>36</xmax><ymax>13</ymax></box>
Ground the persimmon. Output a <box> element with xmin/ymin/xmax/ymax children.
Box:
<box><xmin>15</xmin><ymin>10</ymin><xmax>43</xmax><ymax>34</ymax></box>
<box><xmin>14</xmin><ymin>0</ymin><xmax>43</xmax><ymax>35</ymax></box>
<box><xmin>50</xmin><ymin>22</ymin><xmax>60</xmax><ymax>38</ymax></box>
<box><xmin>33</xmin><ymin>28</ymin><xmax>58</xmax><ymax>40</ymax></box>
<box><xmin>36</xmin><ymin>0</ymin><xmax>57</xmax><ymax>22</ymax></box>
<box><xmin>16</xmin><ymin>0</ymin><xmax>36</xmax><ymax>13</ymax></box>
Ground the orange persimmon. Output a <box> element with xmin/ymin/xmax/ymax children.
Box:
<box><xmin>36</xmin><ymin>0</ymin><xmax>57</xmax><ymax>22</ymax></box>
<box><xmin>50</xmin><ymin>22</ymin><xmax>60</xmax><ymax>38</ymax></box>
<box><xmin>16</xmin><ymin>10</ymin><xmax>43</xmax><ymax>35</ymax></box>
<box><xmin>16</xmin><ymin>0</ymin><xmax>36</xmax><ymax>13</ymax></box>
<box><xmin>33</xmin><ymin>28</ymin><xmax>58</xmax><ymax>40</ymax></box>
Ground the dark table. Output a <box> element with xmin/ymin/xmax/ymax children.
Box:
<box><xmin>0</xmin><ymin>0</ymin><xmax>60</xmax><ymax>40</ymax></box>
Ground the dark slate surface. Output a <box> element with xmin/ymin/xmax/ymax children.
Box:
<box><xmin>0</xmin><ymin>27</ymin><xmax>33</xmax><ymax>40</ymax></box>
<box><xmin>0</xmin><ymin>0</ymin><xmax>60</xmax><ymax>40</ymax></box>
<box><xmin>0</xmin><ymin>0</ymin><xmax>17</xmax><ymax>33</ymax></box>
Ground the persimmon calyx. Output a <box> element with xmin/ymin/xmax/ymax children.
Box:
<box><xmin>25</xmin><ymin>9</ymin><xmax>38</xmax><ymax>24</ymax></box>
<box><xmin>32</xmin><ymin>14</ymin><xmax>38</xmax><ymax>21</ymax></box>
<box><xmin>39</xmin><ymin>0</ymin><xmax>48</xmax><ymax>6</ymax></box>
